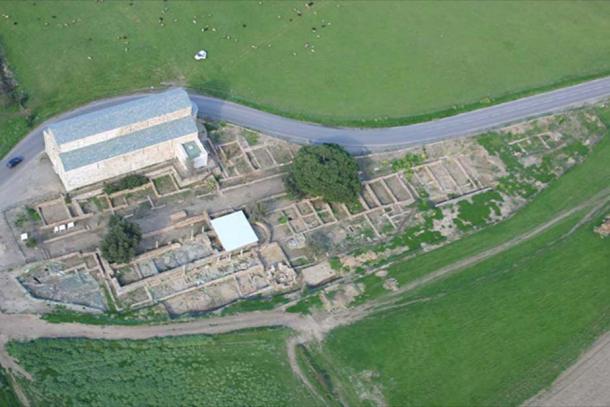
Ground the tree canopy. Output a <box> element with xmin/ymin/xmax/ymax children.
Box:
<box><xmin>286</xmin><ymin>144</ymin><xmax>361</xmax><ymax>203</ymax></box>
<box><xmin>100</xmin><ymin>215</ymin><xmax>142</xmax><ymax>264</ymax></box>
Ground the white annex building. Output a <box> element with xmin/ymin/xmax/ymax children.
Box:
<box><xmin>44</xmin><ymin>88</ymin><xmax>208</xmax><ymax>192</ymax></box>
<box><xmin>210</xmin><ymin>211</ymin><xmax>259</xmax><ymax>252</ymax></box>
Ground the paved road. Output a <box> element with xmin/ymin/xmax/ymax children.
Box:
<box><xmin>192</xmin><ymin>76</ymin><xmax>610</xmax><ymax>152</ymax></box>
<box><xmin>3</xmin><ymin>76</ymin><xmax>610</xmax><ymax>190</ymax></box>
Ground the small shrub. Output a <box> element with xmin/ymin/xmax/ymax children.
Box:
<box><xmin>25</xmin><ymin>206</ymin><xmax>41</xmax><ymax>222</ymax></box>
<box><xmin>25</xmin><ymin>237</ymin><xmax>37</xmax><ymax>248</ymax></box>
<box><xmin>15</xmin><ymin>207</ymin><xmax>40</xmax><ymax>227</ymax></box>
<box><xmin>328</xmin><ymin>257</ymin><xmax>342</xmax><ymax>271</ymax></box>
<box><xmin>14</xmin><ymin>213</ymin><xmax>27</xmax><ymax>228</ymax></box>
<box><xmin>103</xmin><ymin>175</ymin><xmax>149</xmax><ymax>195</ymax></box>
<box><xmin>243</xmin><ymin>130</ymin><xmax>259</xmax><ymax>145</ymax></box>
<box><xmin>90</xmin><ymin>196</ymin><xmax>108</xmax><ymax>211</ymax></box>
<box><xmin>391</xmin><ymin>152</ymin><xmax>426</xmax><ymax>179</ymax></box>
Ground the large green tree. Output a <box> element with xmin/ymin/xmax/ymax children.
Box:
<box><xmin>100</xmin><ymin>215</ymin><xmax>142</xmax><ymax>264</ymax></box>
<box><xmin>286</xmin><ymin>144</ymin><xmax>361</xmax><ymax>203</ymax></box>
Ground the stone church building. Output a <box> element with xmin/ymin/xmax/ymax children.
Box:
<box><xmin>44</xmin><ymin>88</ymin><xmax>207</xmax><ymax>192</ymax></box>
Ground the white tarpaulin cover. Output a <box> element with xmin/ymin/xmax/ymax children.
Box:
<box><xmin>210</xmin><ymin>210</ymin><xmax>258</xmax><ymax>252</ymax></box>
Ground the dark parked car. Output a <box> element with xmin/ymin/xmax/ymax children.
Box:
<box><xmin>6</xmin><ymin>156</ymin><xmax>23</xmax><ymax>168</ymax></box>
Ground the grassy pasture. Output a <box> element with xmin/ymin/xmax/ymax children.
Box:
<box><xmin>2</xmin><ymin>1</ymin><xmax>610</xmax><ymax>156</ymax></box>
<box><xmin>8</xmin><ymin>329</ymin><xmax>320</xmax><ymax>407</ymax></box>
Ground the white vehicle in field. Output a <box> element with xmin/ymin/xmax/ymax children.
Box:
<box><xmin>194</xmin><ymin>50</ymin><xmax>208</xmax><ymax>60</ymax></box>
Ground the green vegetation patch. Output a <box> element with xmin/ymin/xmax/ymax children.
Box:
<box><xmin>454</xmin><ymin>190</ymin><xmax>503</xmax><ymax>231</ymax></box>
<box><xmin>8</xmin><ymin>329</ymin><xmax>320</xmax><ymax>407</ymax></box>
<box><xmin>14</xmin><ymin>205</ymin><xmax>41</xmax><ymax>228</ymax></box>
<box><xmin>103</xmin><ymin>174</ymin><xmax>149</xmax><ymax>195</ymax></box>
<box><xmin>377</xmin><ymin>206</ymin><xmax>445</xmax><ymax>254</ymax></box>
<box><xmin>243</xmin><ymin>129</ymin><xmax>260</xmax><ymax>146</ymax></box>
<box><xmin>328</xmin><ymin>257</ymin><xmax>343</xmax><ymax>271</ymax></box>
<box><xmin>287</xmin><ymin>293</ymin><xmax>323</xmax><ymax>314</ymax></box>
<box><xmin>42</xmin><ymin>306</ymin><xmax>169</xmax><ymax>326</ymax></box>
<box><xmin>89</xmin><ymin>195</ymin><xmax>109</xmax><ymax>211</ymax></box>
<box><xmin>0</xmin><ymin>367</ymin><xmax>19</xmax><ymax>407</ymax></box>
<box><xmin>296</xmin><ymin>344</ymin><xmax>341</xmax><ymax>405</ymax></box>
<box><xmin>220</xmin><ymin>294</ymin><xmax>290</xmax><ymax>315</ymax></box>
<box><xmin>0</xmin><ymin>115</ymin><xmax>29</xmax><ymax>159</ymax></box>
<box><xmin>391</xmin><ymin>152</ymin><xmax>426</xmax><ymax>179</ymax></box>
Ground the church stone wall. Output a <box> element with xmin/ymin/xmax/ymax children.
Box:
<box><xmin>61</xmin><ymin>131</ymin><xmax>199</xmax><ymax>191</ymax></box>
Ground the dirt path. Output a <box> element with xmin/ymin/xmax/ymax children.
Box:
<box><xmin>0</xmin><ymin>190</ymin><xmax>608</xmax><ymax>406</ymax></box>
<box><xmin>0</xmin><ymin>311</ymin><xmax>310</xmax><ymax>342</ymax></box>
<box><xmin>523</xmin><ymin>332</ymin><xmax>610</xmax><ymax>407</ymax></box>
<box><xmin>286</xmin><ymin>336</ymin><xmax>330</xmax><ymax>406</ymax></box>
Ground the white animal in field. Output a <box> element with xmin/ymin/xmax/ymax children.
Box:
<box><xmin>194</xmin><ymin>50</ymin><xmax>208</xmax><ymax>60</ymax></box>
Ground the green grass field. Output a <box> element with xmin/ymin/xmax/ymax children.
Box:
<box><xmin>2</xmin><ymin>1</ymin><xmax>610</xmax><ymax>156</ymax></box>
<box><xmin>307</xmin><ymin>135</ymin><xmax>610</xmax><ymax>405</ymax></box>
<box><xmin>8</xmin><ymin>329</ymin><xmax>320</xmax><ymax>407</ymax></box>
<box><xmin>0</xmin><ymin>367</ymin><xmax>19</xmax><ymax>407</ymax></box>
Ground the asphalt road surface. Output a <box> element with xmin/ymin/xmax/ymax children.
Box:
<box><xmin>3</xmin><ymin>76</ymin><xmax>610</xmax><ymax>190</ymax></box>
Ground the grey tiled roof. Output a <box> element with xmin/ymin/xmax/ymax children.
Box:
<box><xmin>60</xmin><ymin>116</ymin><xmax>198</xmax><ymax>171</ymax></box>
<box><xmin>48</xmin><ymin>88</ymin><xmax>193</xmax><ymax>145</ymax></box>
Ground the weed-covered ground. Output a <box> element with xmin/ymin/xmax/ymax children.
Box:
<box><xmin>0</xmin><ymin>367</ymin><xmax>19</xmax><ymax>407</ymax></box>
<box><xmin>2</xmin><ymin>1</ymin><xmax>610</xmax><ymax>156</ymax></box>
<box><xmin>8</xmin><ymin>329</ymin><xmax>320</xmax><ymax>407</ymax></box>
